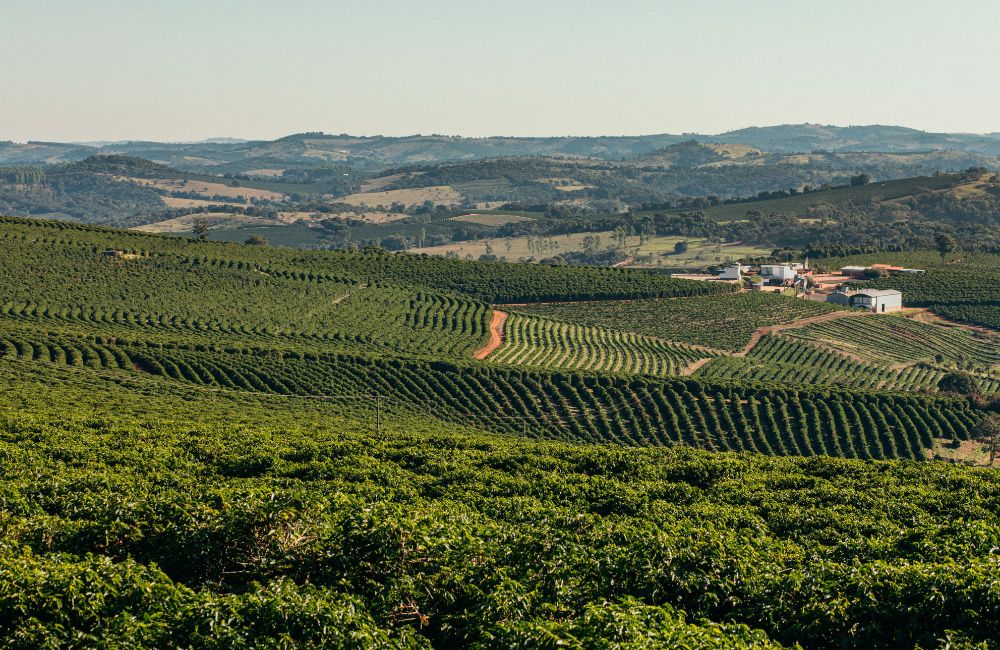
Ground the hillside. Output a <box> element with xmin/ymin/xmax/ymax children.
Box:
<box><xmin>3</xmin><ymin>359</ymin><xmax>998</xmax><ymax>648</ymax></box>
<box><xmin>2</xmin><ymin>215</ymin><xmax>999</xmax><ymax>647</ymax></box>
<box><xmin>3</xmin><ymin>139</ymin><xmax>999</xmax><ymax>255</ymax></box>
<box><xmin>1</xmin><ymin>216</ymin><xmax>995</xmax><ymax>449</ymax></box>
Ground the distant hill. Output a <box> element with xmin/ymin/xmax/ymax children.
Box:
<box><xmin>4</xmin><ymin>124</ymin><xmax>1000</xmax><ymax>173</ymax></box>
<box><xmin>709</xmin><ymin>124</ymin><xmax>1000</xmax><ymax>155</ymax></box>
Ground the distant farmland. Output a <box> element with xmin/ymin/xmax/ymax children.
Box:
<box><xmin>639</xmin><ymin>173</ymin><xmax>965</xmax><ymax>221</ymax></box>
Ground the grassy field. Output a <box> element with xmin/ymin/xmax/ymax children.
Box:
<box><xmin>448</xmin><ymin>212</ymin><xmax>535</xmax><ymax>226</ymax></box>
<box><xmin>135</xmin><ymin>213</ymin><xmax>283</xmax><ymax>234</ymax></box>
<box><xmin>335</xmin><ymin>185</ymin><xmax>462</xmax><ymax>208</ymax></box>
<box><xmin>161</xmin><ymin>196</ymin><xmax>238</xmax><ymax>208</ymax></box>
<box><xmin>411</xmin><ymin>231</ymin><xmax>771</xmax><ymax>266</ymax></box>
<box><xmin>114</xmin><ymin>175</ymin><xmax>287</xmax><ymax>201</ymax></box>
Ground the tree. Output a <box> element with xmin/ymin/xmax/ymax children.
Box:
<box><xmin>190</xmin><ymin>218</ymin><xmax>212</xmax><ymax>240</ymax></box>
<box><xmin>850</xmin><ymin>173</ymin><xmax>871</xmax><ymax>187</ymax></box>
<box><xmin>674</xmin><ymin>240</ymin><xmax>689</xmax><ymax>254</ymax></box>
<box><xmin>934</xmin><ymin>233</ymin><xmax>957</xmax><ymax>261</ymax></box>
<box><xmin>973</xmin><ymin>413</ymin><xmax>1000</xmax><ymax>465</ymax></box>
<box><xmin>244</xmin><ymin>234</ymin><xmax>269</xmax><ymax>246</ymax></box>
<box><xmin>319</xmin><ymin>220</ymin><xmax>351</xmax><ymax>248</ymax></box>
<box><xmin>938</xmin><ymin>372</ymin><xmax>974</xmax><ymax>395</ymax></box>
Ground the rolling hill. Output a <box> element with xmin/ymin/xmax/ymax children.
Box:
<box><xmin>2</xmin><ymin>214</ymin><xmax>999</xmax><ymax>647</ymax></box>
<box><xmin>6</xmin><ymin>125</ymin><xmax>1000</xmax><ymax>171</ymax></box>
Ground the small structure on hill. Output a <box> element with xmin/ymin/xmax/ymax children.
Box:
<box><xmin>827</xmin><ymin>288</ymin><xmax>903</xmax><ymax>313</ymax></box>
<box><xmin>718</xmin><ymin>263</ymin><xmax>742</xmax><ymax>280</ymax></box>
<box><xmin>840</xmin><ymin>266</ymin><xmax>870</xmax><ymax>278</ymax></box>
<box><xmin>760</xmin><ymin>264</ymin><xmax>797</xmax><ymax>285</ymax></box>
<box><xmin>841</xmin><ymin>264</ymin><xmax>925</xmax><ymax>278</ymax></box>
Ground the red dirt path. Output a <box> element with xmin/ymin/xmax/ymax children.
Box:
<box><xmin>735</xmin><ymin>309</ymin><xmax>869</xmax><ymax>357</ymax></box>
<box><xmin>474</xmin><ymin>310</ymin><xmax>508</xmax><ymax>360</ymax></box>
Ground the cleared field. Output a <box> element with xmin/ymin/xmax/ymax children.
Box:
<box><xmin>518</xmin><ymin>293</ymin><xmax>841</xmax><ymax>351</ymax></box>
<box><xmin>449</xmin><ymin>213</ymin><xmax>535</xmax><ymax>226</ymax></box>
<box><xmin>411</xmin><ymin>231</ymin><xmax>770</xmax><ymax>266</ymax></box>
<box><xmin>335</xmin><ymin>185</ymin><xmax>461</xmax><ymax>207</ymax></box>
<box><xmin>358</xmin><ymin>173</ymin><xmax>407</xmax><ymax>192</ymax></box>
<box><xmin>134</xmin><ymin>213</ymin><xmax>283</xmax><ymax>234</ymax></box>
<box><xmin>161</xmin><ymin>196</ymin><xmax>237</xmax><ymax>209</ymax></box>
<box><xmin>243</xmin><ymin>168</ymin><xmax>285</xmax><ymax>177</ymax></box>
<box><xmin>114</xmin><ymin>176</ymin><xmax>286</xmax><ymax>201</ymax></box>
<box><xmin>489</xmin><ymin>312</ymin><xmax>715</xmax><ymax>377</ymax></box>
<box><xmin>276</xmin><ymin>210</ymin><xmax>406</xmax><ymax>224</ymax></box>
<box><xmin>634</xmin><ymin>239</ymin><xmax>770</xmax><ymax>265</ymax></box>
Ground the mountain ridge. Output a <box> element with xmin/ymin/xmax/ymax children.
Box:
<box><xmin>5</xmin><ymin>124</ymin><xmax>1000</xmax><ymax>172</ymax></box>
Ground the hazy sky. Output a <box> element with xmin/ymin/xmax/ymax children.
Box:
<box><xmin>3</xmin><ymin>0</ymin><xmax>999</xmax><ymax>141</ymax></box>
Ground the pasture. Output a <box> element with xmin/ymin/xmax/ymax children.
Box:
<box><xmin>134</xmin><ymin>213</ymin><xmax>283</xmax><ymax>234</ymax></box>
<box><xmin>411</xmin><ymin>231</ymin><xmax>771</xmax><ymax>267</ymax></box>
<box><xmin>448</xmin><ymin>212</ymin><xmax>535</xmax><ymax>226</ymax></box>
<box><xmin>334</xmin><ymin>185</ymin><xmax>462</xmax><ymax>208</ymax></box>
<box><xmin>115</xmin><ymin>175</ymin><xmax>287</xmax><ymax>201</ymax></box>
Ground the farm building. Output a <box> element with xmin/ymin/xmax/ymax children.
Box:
<box><xmin>827</xmin><ymin>289</ymin><xmax>903</xmax><ymax>313</ymax></box>
<box><xmin>718</xmin><ymin>263</ymin><xmax>742</xmax><ymax>280</ymax></box>
<box><xmin>760</xmin><ymin>264</ymin><xmax>797</xmax><ymax>284</ymax></box>
<box><xmin>840</xmin><ymin>266</ymin><xmax>870</xmax><ymax>278</ymax></box>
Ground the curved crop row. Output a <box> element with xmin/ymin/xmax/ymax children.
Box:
<box><xmin>785</xmin><ymin>314</ymin><xmax>1000</xmax><ymax>369</ymax></box>
<box><xmin>1</xmin><ymin>329</ymin><xmax>983</xmax><ymax>460</ymax></box>
<box><xmin>490</xmin><ymin>312</ymin><xmax>712</xmax><ymax>377</ymax></box>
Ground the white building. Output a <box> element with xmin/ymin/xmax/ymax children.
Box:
<box><xmin>827</xmin><ymin>289</ymin><xmax>903</xmax><ymax>313</ymax></box>
<box><xmin>760</xmin><ymin>264</ymin><xmax>796</xmax><ymax>283</ymax></box>
<box><xmin>718</xmin><ymin>263</ymin><xmax>742</xmax><ymax>280</ymax></box>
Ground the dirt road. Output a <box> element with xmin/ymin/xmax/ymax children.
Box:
<box><xmin>735</xmin><ymin>309</ymin><xmax>869</xmax><ymax>357</ymax></box>
<box><xmin>474</xmin><ymin>310</ymin><xmax>508</xmax><ymax>360</ymax></box>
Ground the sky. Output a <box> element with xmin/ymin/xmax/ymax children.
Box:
<box><xmin>3</xmin><ymin>0</ymin><xmax>999</xmax><ymax>142</ymax></box>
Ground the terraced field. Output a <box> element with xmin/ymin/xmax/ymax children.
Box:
<box><xmin>784</xmin><ymin>314</ymin><xmax>1000</xmax><ymax>370</ymax></box>
<box><xmin>0</xmin><ymin>324</ymin><xmax>984</xmax><ymax>459</ymax></box>
<box><xmin>694</xmin><ymin>334</ymin><xmax>1000</xmax><ymax>393</ymax></box>
<box><xmin>517</xmin><ymin>292</ymin><xmax>841</xmax><ymax>351</ymax></box>
<box><xmin>1</xmin><ymin>216</ymin><xmax>994</xmax><ymax>464</ymax></box>
<box><xmin>489</xmin><ymin>312</ymin><xmax>715</xmax><ymax>377</ymax></box>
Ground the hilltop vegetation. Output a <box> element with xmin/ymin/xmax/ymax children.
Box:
<box><xmin>3</xmin><ymin>130</ymin><xmax>1000</xmax><ymax>255</ymax></box>
<box><xmin>6</xmin><ymin>124</ymin><xmax>1000</xmax><ymax>171</ymax></box>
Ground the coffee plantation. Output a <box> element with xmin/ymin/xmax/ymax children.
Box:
<box><xmin>1</xmin><ymin>216</ymin><xmax>998</xmax><ymax>648</ymax></box>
